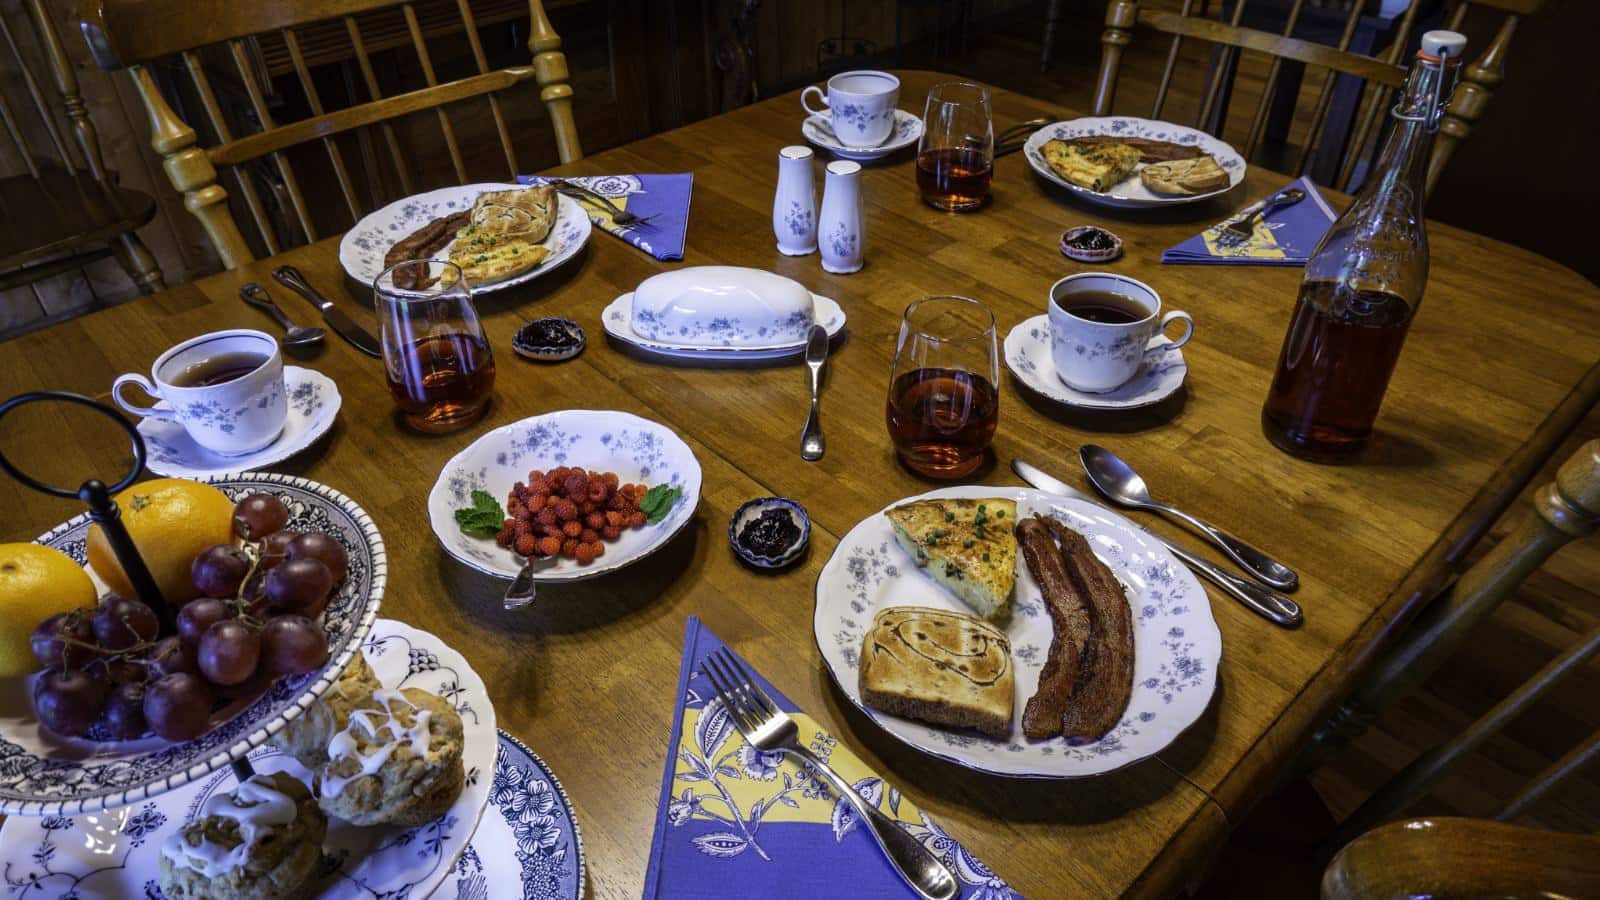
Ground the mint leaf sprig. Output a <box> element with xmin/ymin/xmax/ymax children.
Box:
<box><xmin>454</xmin><ymin>490</ymin><xmax>505</xmax><ymax>538</ymax></box>
<box><xmin>639</xmin><ymin>484</ymin><xmax>683</xmax><ymax>524</ymax></box>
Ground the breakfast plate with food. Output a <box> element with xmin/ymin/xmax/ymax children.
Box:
<box><xmin>814</xmin><ymin>485</ymin><xmax>1221</xmax><ymax>778</ymax></box>
<box><xmin>0</xmin><ymin>473</ymin><xmax>384</xmax><ymax>815</ymax></box>
<box><xmin>1023</xmin><ymin>116</ymin><xmax>1246</xmax><ymax>209</ymax></box>
<box><xmin>339</xmin><ymin>182</ymin><xmax>592</xmax><ymax>292</ymax></box>
<box><xmin>0</xmin><ymin>618</ymin><xmax>497</xmax><ymax>899</ymax></box>
<box><xmin>427</xmin><ymin>409</ymin><xmax>701</xmax><ymax>582</ymax></box>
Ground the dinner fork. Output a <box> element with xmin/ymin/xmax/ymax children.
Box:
<box><xmin>701</xmin><ymin>649</ymin><xmax>959</xmax><ymax>900</ymax></box>
<box><xmin>1217</xmin><ymin>186</ymin><xmax>1304</xmax><ymax>246</ymax></box>
<box><xmin>545</xmin><ymin>178</ymin><xmax>655</xmax><ymax>228</ymax></box>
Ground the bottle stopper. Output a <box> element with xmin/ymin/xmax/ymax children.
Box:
<box><xmin>1420</xmin><ymin>30</ymin><xmax>1467</xmax><ymax>61</ymax></box>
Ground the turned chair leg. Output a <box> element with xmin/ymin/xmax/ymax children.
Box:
<box><xmin>112</xmin><ymin>231</ymin><xmax>166</xmax><ymax>294</ymax></box>
<box><xmin>1041</xmin><ymin>0</ymin><xmax>1063</xmax><ymax>71</ymax></box>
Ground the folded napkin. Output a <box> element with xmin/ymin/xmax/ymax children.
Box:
<box><xmin>518</xmin><ymin>173</ymin><xmax>692</xmax><ymax>260</ymax></box>
<box><xmin>643</xmin><ymin>617</ymin><xmax>1022</xmax><ymax>899</ymax></box>
<box><xmin>1161</xmin><ymin>175</ymin><xmax>1338</xmax><ymax>266</ymax></box>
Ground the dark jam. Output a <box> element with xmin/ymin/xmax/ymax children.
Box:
<box><xmin>515</xmin><ymin>319</ymin><xmax>580</xmax><ymax>350</ymax></box>
<box><xmin>738</xmin><ymin>508</ymin><xmax>801</xmax><ymax>558</ymax></box>
<box><xmin>1064</xmin><ymin>227</ymin><xmax>1116</xmax><ymax>251</ymax></box>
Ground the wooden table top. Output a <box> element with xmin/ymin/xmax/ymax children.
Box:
<box><xmin>3</xmin><ymin>71</ymin><xmax>1597</xmax><ymax>897</ymax></box>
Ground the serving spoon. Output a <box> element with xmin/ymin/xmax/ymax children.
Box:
<box><xmin>1079</xmin><ymin>444</ymin><xmax>1300</xmax><ymax>591</ymax></box>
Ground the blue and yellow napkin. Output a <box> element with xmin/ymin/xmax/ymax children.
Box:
<box><xmin>1161</xmin><ymin>175</ymin><xmax>1337</xmax><ymax>266</ymax></box>
<box><xmin>517</xmin><ymin>173</ymin><xmax>691</xmax><ymax>260</ymax></box>
<box><xmin>643</xmin><ymin>617</ymin><xmax>1021</xmax><ymax>899</ymax></box>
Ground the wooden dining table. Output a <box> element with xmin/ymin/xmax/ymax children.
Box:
<box><xmin>3</xmin><ymin>71</ymin><xmax>1597</xmax><ymax>897</ymax></box>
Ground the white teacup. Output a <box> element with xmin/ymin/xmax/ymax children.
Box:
<box><xmin>1048</xmin><ymin>273</ymin><xmax>1193</xmax><ymax>393</ymax></box>
<box><xmin>801</xmin><ymin>70</ymin><xmax>900</xmax><ymax>148</ymax></box>
<box><xmin>112</xmin><ymin>329</ymin><xmax>287</xmax><ymax>456</ymax></box>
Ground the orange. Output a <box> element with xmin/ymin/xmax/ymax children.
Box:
<box><xmin>86</xmin><ymin>478</ymin><xmax>235</xmax><ymax>605</ymax></box>
<box><xmin>0</xmin><ymin>544</ymin><xmax>97</xmax><ymax>677</ymax></box>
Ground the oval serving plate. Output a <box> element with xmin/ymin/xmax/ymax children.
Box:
<box><xmin>428</xmin><ymin>409</ymin><xmax>701</xmax><ymax>582</ymax></box>
<box><xmin>0</xmin><ymin>473</ymin><xmax>384</xmax><ymax>816</ymax></box>
<box><xmin>338</xmin><ymin>182</ymin><xmax>592</xmax><ymax>292</ymax></box>
<box><xmin>1023</xmin><ymin>116</ymin><xmax>1246</xmax><ymax>209</ymax></box>
<box><xmin>814</xmin><ymin>485</ymin><xmax>1221</xmax><ymax>779</ymax></box>
<box><xmin>0</xmin><ymin>618</ymin><xmax>496</xmax><ymax>899</ymax></box>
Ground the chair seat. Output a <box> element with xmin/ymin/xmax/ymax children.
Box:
<box><xmin>0</xmin><ymin>167</ymin><xmax>157</xmax><ymax>272</ymax></box>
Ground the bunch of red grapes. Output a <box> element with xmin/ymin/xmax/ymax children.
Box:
<box><xmin>29</xmin><ymin>492</ymin><xmax>347</xmax><ymax>743</ymax></box>
<box><xmin>495</xmin><ymin>467</ymin><xmax>649</xmax><ymax>565</ymax></box>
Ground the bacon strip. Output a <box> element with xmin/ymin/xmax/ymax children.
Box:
<box><xmin>1060</xmin><ymin>135</ymin><xmax>1204</xmax><ymax>163</ymax></box>
<box><xmin>1053</xmin><ymin>526</ymin><xmax>1134</xmax><ymax>741</ymax></box>
<box><xmin>1015</xmin><ymin>516</ymin><xmax>1094</xmax><ymax>740</ymax></box>
<box><xmin>384</xmin><ymin>211</ymin><xmax>470</xmax><ymax>289</ymax></box>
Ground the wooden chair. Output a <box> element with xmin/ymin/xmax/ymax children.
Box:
<box><xmin>0</xmin><ymin>0</ymin><xmax>163</xmax><ymax>300</ymax></box>
<box><xmin>79</xmin><ymin>0</ymin><xmax>582</xmax><ymax>270</ymax></box>
<box><xmin>1091</xmin><ymin>0</ymin><xmax>1539</xmax><ymax>195</ymax></box>
<box><xmin>1323</xmin><ymin>817</ymin><xmax>1600</xmax><ymax>899</ymax></box>
<box><xmin>1308</xmin><ymin>438</ymin><xmax>1600</xmax><ymax>847</ymax></box>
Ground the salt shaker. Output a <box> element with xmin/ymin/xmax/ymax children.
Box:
<box><xmin>818</xmin><ymin>160</ymin><xmax>864</xmax><ymax>274</ymax></box>
<box><xmin>773</xmin><ymin>146</ymin><xmax>817</xmax><ymax>256</ymax></box>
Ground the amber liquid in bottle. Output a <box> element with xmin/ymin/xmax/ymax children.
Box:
<box><xmin>1261</xmin><ymin>282</ymin><xmax>1414</xmax><ymax>461</ymax></box>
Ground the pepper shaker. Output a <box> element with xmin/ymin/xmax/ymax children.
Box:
<box><xmin>818</xmin><ymin>160</ymin><xmax>864</xmax><ymax>274</ymax></box>
<box><xmin>773</xmin><ymin>146</ymin><xmax>817</xmax><ymax>256</ymax></box>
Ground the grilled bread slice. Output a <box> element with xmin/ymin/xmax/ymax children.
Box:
<box><xmin>886</xmin><ymin>497</ymin><xmax>1017</xmax><ymax>621</ymax></box>
<box><xmin>859</xmin><ymin>606</ymin><xmax>1014</xmax><ymax>738</ymax></box>
<box><xmin>1139</xmin><ymin>155</ymin><xmax>1229</xmax><ymax>195</ymax></box>
<box><xmin>1041</xmin><ymin>140</ymin><xmax>1141</xmax><ymax>192</ymax></box>
<box><xmin>466</xmin><ymin>184</ymin><xmax>557</xmax><ymax>242</ymax></box>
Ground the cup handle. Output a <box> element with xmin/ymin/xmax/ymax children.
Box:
<box><xmin>800</xmin><ymin>85</ymin><xmax>830</xmax><ymax>118</ymax></box>
<box><xmin>1145</xmin><ymin>310</ymin><xmax>1194</xmax><ymax>359</ymax></box>
<box><xmin>111</xmin><ymin>373</ymin><xmax>176</xmax><ymax>421</ymax></box>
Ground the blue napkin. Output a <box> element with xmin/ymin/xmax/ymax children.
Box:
<box><xmin>518</xmin><ymin>173</ymin><xmax>691</xmax><ymax>260</ymax></box>
<box><xmin>643</xmin><ymin>617</ymin><xmax>1022</xmax><ymax>899</ymax></box>
<box><xmin>1161</xmin><ymin>175</ymin><xmax>1338</xmax><ymax>266</ymax></box>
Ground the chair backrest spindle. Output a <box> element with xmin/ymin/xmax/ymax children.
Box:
<box><xmin>281</xmin><ymin>28</ymin><xmax>362</xmax><ymax>223</ymax></box>
<box><xmin>182</xmin><ymin>50</ymin><xmax>282</xmax><ymax>256</ymax></box>
<box><xmin>400</xmin><ymin>3</ymin><xmax>469</xmax><ymax>184</ymax></box>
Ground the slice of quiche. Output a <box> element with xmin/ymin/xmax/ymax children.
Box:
<box><xmin>886</xmin><ymin>498</ymin><xmax>1017</xmax><ymax>621</ymax></box>
<box><xmin>1041</xmin><ymin>139</ymin><xmax>1141</xmax><ymax>193</ymax></box>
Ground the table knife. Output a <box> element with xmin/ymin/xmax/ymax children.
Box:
<box><xmin>272</xmin><ymin>265</ymin><xmax>382</xmax><ymax>358</ymax></box>
<box><xmin>1012</xmin><ymin>459</ymin><xmax>1303</xmax><ymax>628</ymax></box>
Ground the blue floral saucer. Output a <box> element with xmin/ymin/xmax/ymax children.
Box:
<box><xmin>139</xmin><ymin>365</ymin><xmax>341</xmax><ymax>478</ymax></box>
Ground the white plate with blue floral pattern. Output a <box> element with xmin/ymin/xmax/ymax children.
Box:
<box><xmin>427</xmin><ymin>409</ymin><xmax>701</xmax><ymax>581</ymax></box>
<box><xmin>1023</xmin><ymin>117</ymin><xmax>1247</xmax><ymax>208</ymax></box>
<box><xmin>337</xmin><ymin>183</ymin><xmax>592</xmax><ymax>292</ymax></box>
<box><xmin>802</xmin><ymin>109</ymin><xmax>923</xmax><ymax>161</ymax></box>
<box><xmin>437</xmin><ymin>730</ymin><xmax>585</xmax><ymax>900</ymax></box>
<box><xmin>814</xmin><ymin>485</ymin><xmax>1221</xmax><ymax>778</ymax></box>
<box><xmin>0</xmin><ymin>474</ymin><xmax>385</xmax><ymax>817</ymax></box>
<box><xmin>1004</xmin><ymin>315</ymin><xmax>1187</xmax><ymax>410</ymax></box>
<box><xmin>600</xmin><ymin>292</ymin><xmax>846</xmax><ymax>359</ymax></box>
<box><xmin>139</xmin><ymin>366</ymin><xmax>341</xmax><ymax>478</ymax></box>
<box><xmin>0</xmin><ymin>618</ymin><xmax>495</xmax><ymax>898</ymax></box>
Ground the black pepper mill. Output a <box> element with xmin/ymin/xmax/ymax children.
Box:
<box><xmin>0</xmin><ymin>390</ymin><xmax>257</xmax><ymax>781</ymax></box>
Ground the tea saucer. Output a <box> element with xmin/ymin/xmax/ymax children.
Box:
<box><xmin>139</xmin><ymin>366</ymin><xmax>341</xmax><ymax>476</ymax></box>
<box><xmin>802</xmin><ymin>109</ymin><xmax>923</xmax><ymax>161</ymax></box>
<box><xmin>1003</xmin><ymin>315</ymin><xmax>1187</xmax><ymax>410</ymax></box>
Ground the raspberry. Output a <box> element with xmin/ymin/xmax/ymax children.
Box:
<box><xmin>527</xmin><ymin>477</ymin><xmax>549</xmax><ymax>495</ymax></box>
<box><xmin>585</xmin><ymin>512</ymin><xmax>605</xmax><ymax>529</ymax></box>
<box><xmin>514</xmin><ymin>533</ymin><xmax>537</xmax><ymax>556</ymax></box>
<box><xmin>495</xmin><ymin>522</ymin><xmax>514</xmax><ymax>547</ymax></box>
<box><xmin>513</xmin><ymin>518</ymin><xmax>534</xmax><ymax>539</ymax></box>
<box><xmin>601</xmin><ymin>525</ymin><xmax>622</xmax><ymax>540</ymax></box>
<box><xmin>580</xmin><ymin>529</ymin><xmax>598</xmax><ymax>543</ymax></box>
<box><xmin>590</xmin><ymin>541</ymin><xmax>604</xmax><ymax>557</ymax></box>
<box><xmin>554</xmin><ymin>499</ymin><xmax>578</xmax><ymax>521</ymax></box>
<box><xmin>528</xmin><ymin>470</ymin><xmax>544</xmax><ymax>483</ymax></box>
<box><xmin>574</xmin><ymin>543</ymin><xmax>597</xmax><ymax>565</ymax></box>
<box><xmin>628</xmin><ymin>511</ymin><xmax>647</xmax><ymax>527</ymax></box>
<box><xmin>588</xmin><ymin>481</ymin><xmax>609</xmax><ymax>502</ymax></box>
<box><xmin>601</xmin><ymin>471</ymin><xmax>620</xmax><ymax>488</ymax></box>
<box><xmin>507</xmin><ymin>499</ymin><xmax>524</xmax><ymax>517</ymax></box>
<box><xmin>605</xmin><ymin>511</ymin><xmax>624</xmax><ymax>527</ymax></box>
<box><xmin>578</xmin><ymin>500</ymin><xmax>596</xmax><ymax>516</ymax></box>
<box><xmin>564</xmin><ymin>473</ymin><xmax>589</xmax><ymax>498</ymax></box>
<box><xmin>542</xmin><ymin>521</ymin><xmax>565</xmax><ymax>537</ymax></box>
<box><xmin>526</xmin><ymin>494</ymin><xmax>547</xmax><ymax>513</ymax></box>
<box><xmin>563</xmin><ymin>520</ymin><xmax>583</xmax><ymax>538</ymax></box>
<box><xmin>561</xmin><ymin>538</ymin><xmax>581</xmax><ymax>558</ymax></box>
<box><xmin>536</xmin><ymin>536</ymin><xmax>562</xmax><ymax>556</ymax></box>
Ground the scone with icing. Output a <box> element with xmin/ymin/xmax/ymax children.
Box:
<box><xmin>272</xmin><ymin>651</ymin><xmax>382</xmax><ymax>768</ymax></box>
<box><xmin>159</xmin><ymin>771</ymin><xmax>325</xmax><ymax>900</ymax></box>
<box><xmin>316</xmin><ymin>687</ymin><xmax>465</xmax><ymax>827</ymax></box>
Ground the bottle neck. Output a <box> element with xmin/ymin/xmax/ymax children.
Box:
<box><xmin>1358</xmin><ymin>53</ymin><xmax>1459</xmax><ymax>208</ymax></box>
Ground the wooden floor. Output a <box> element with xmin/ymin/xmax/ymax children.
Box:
<box><xmin>897</xmin><ymin>0</ymin><xmax>1600</xmax><ymax>874</ymax></box>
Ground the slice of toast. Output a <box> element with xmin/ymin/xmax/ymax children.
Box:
<box><xmin>885</xmin><ymin>497</ymin><xmax>1017</xmax><ymax>621</ymax></box>
<box><xmin>1139</xmin><ymin>155</ymin><xmax>1229</xmax><ymax>195</ymax></box>
<box><xmin>859</xmin><ymin>606</ymin><xmax>1014</xmax><ymax>738</ymax></box>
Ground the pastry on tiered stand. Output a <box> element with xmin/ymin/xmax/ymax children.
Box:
<box><xmin>316</xmin><ymin>688</ymin><xmax>465</xmax><ymax>826</ymax></box>
<box><xmin>158</xmin><ymin>772</ymin><xmax>326</xmax><ymax>900</ymax></box>
<box><xmin>273</xmin><ymin>652</ymin><xmax>382</xmax><ymax>767</ymax></box>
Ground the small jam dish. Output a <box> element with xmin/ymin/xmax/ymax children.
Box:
<box><xmin>1059</xmin><ymin>225</ymin><xmax>1124</xmax><ymax>262</ymax></box>
<box><xmin>728</xmin><ymin>497</ymin><xmax>810</xmax><ymax>569</ymax></box>
<box><xmin>513</xmin><ymin>317</ymin><xmax>586</xmax><ymax>362</ymax></box>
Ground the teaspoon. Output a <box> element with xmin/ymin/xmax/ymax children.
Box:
<box><xmin>1079</xmin><ymin>444</ymin><xmax>1300</xmax><ymax>591</ymax></box>
<box><xmin>240</xmin><ymin>283</ymin><xmax>325</xmax><ymax>348</ymax></box>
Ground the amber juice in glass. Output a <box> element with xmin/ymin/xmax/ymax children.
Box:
<box><xmin>885</xmin><ymin>296</ymin><xmax>1000</xmax><ymax>478</ymax></box>
<box><xmin>375</xmin><ymin>260</ymin><xmax>496</xmax><ymax>433</ymax></box>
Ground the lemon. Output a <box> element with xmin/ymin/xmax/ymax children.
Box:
<box><xmin>0</xmin><ymin>544</ymin><xmax>97</xmax><ymax>677</ymax></box>
<box><xmin>86</xmin><ymin>478</ymin><xmax>235</xmax><ymax>605</ymax></box>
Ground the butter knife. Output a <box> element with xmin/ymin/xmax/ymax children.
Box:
<box><xmin>272</xmin><ymin>265</ymin><xmax>382</xmax><ymax>358</ymax></box>
<box><xmin>1012</xmin><ymin>459</ymin><xmax>1303</xmax><ymax>628</ymax></box>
